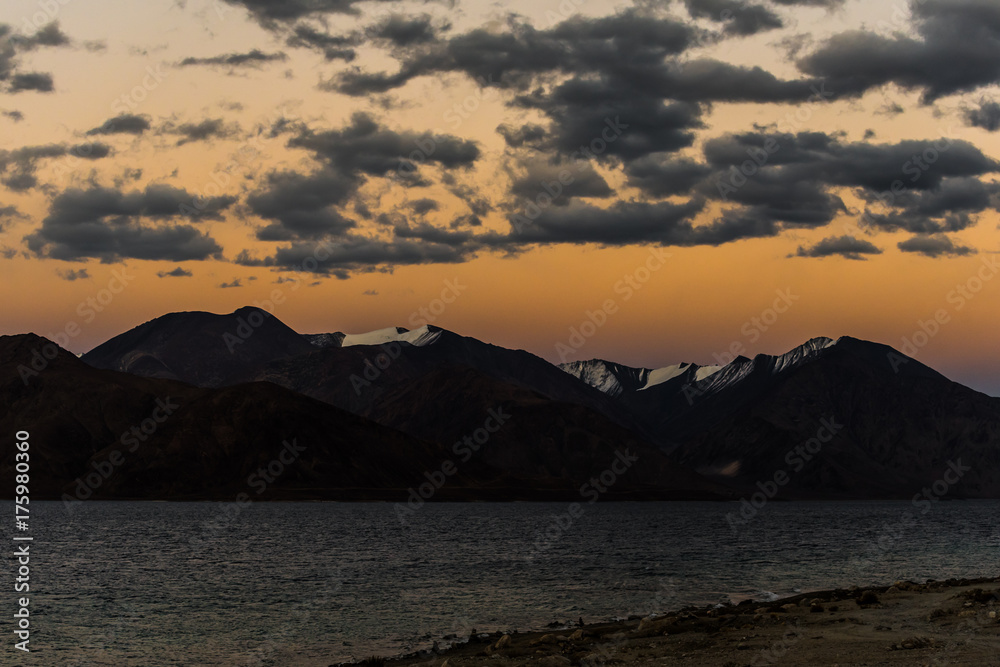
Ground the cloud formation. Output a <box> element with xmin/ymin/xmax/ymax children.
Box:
<box><xmin>24</xmin><ymin>184</ymin><xmax>233</xmax><ymax>262</ymax></box>
<box><xmin>795</xmin><ymin>235</ymin><xmax>883</xmax><ymax>260</ymax></box>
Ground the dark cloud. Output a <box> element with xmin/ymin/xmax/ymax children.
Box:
<box><xmin>510</xmin><ymin>198</ymin><xmax>729</xmax><ymax>246</ymax></box>
<box><xmin>235</xmin><ymin>236</ymin><xmax>474</xmax><ymax>278</ymax></box>
<box><xmin>161</xmin><ymin>118</ymin><xmax>241</xmax><ymax>144</ymax></box>
<box><xmin>392</xmin><ymin>222</ymin><xmax>478</xmax><ymax>246</ymax></box>
<box><xmin>57</xmin><ymin>268</ymin><xmax>90</xmax><ymax>281</ymax></box>
<box><xmin>0</xmin><ymin>204</ymin><xmax>23</xmax><ymax>218</ymax></box>
<box><xmin>513</xmin><ymin>88</ymin><xmax>702</xmax><ymax>161</ymax></box>
<box><xmin>497</xmin><ymin>123</ymin><xmax>548</xmax><ymax>150</ymax></box>
<box><xmin>407</xmin><ymin>198</ymin><xmax>440</xmax><ymax>215</ymax></box>
<box><xmin>2</xmin><ymin>110</ymin><xmax>24</xmax><ymax>122</ymax></box>
<box><xmin>178</xmin><ymin>49</ymin><xmax>287</xmax><ymax>67</ymax></box>
<box><xmin>370</xmin><ymin>14</ymin><xmax>450</xmax><ymax>46</ymax></box>
<box><xmin>860</xmin><ymin>177</ymin><xmax>1000</xmax><ymax>234</ymax></box>
<box><xmin>897</xmin><ymin>235</ymin><xmax>976</xmax><ymax>257</ymax></box>
<box><xmin>331</xmin><ymin>12</ymin><xmax>698</xmax><ymax>95</ymax></box>
<box><xmin>158</xmin><ymin>267</ymin><xmax>193</xmax><ymax>277</ymax></box>
<box><xmin>509</xmin><ymin>160</ymin><xmax>613</xmax><ymax>205</ymax></box>
<box><xmin>24</xmin><ymin>184</ymin><xmax>232</xmax><ymax>262</ymax></box>
<box><xmin>795</xmin><ymin>235</ymin><xmax>882</xmax><ymax>260</ymax></box>
<box><xmin>15</xmin><ymin>22</ymin><xmax>71</xmax><ymax>49</ymax></box>
<box><xmin>326</xmin><ymin>12</ymin><xmax>821</xmax><ymax>169</ymax></box>
<box><xmin>247</xmin><ymin>169</ymin><xmax>357</xmax><ymax>240</ymax></box>
<box><xmin>0</xmin><ymin>204</ymin><xmax>25</xmax><ymax>233</ymax></box>
<box><xmin>684</xmin><ymin>0</ymin><xmax>784</xmax><ymax>36</ymax></box>
<box><xmin>625</xmin><ymin>155</ymin><xmax>713</xmax><ymax>197</ymax></box>
<box><xmin>219</xmin><ymin>279</ymin><xmax>243</xmax><ymax>288</ymax></box>
<box><xmin>288</xmin><ymin>112</ymin><xmax>480</xmax><ymax>175</ymax></box>
<box><xmin>86</xmin><ymin>114</ymin><xmax>152</xmax><ymax>136</ymax></box>
<box><xmin>285</xmin><ymin>25</ymin><xmax>356</xmax><ymax>61</ymax></box>
<box><xmin>1</xmin><ymin>22</ymin><xmax>67</xmax><ymax>93</ymax></box>
<box><xmin>0</xmin><ymin>26</ymin><xmax>17</xmax><ymax>82</ymax></box>
<box><xmin>964</xmin><ymin>99</ymin><xmax>1000</xmax><ymax>132</ymax></box>
<box><xmin>9</xmin><ymin>72</ymin><xmax>54</xmax><ymax>93</ymax></box>
<box><xmin>799</xmin><ymin>0</ymin><xmax>1000</xmax><ymax>101</ymax></box>
<box><xmin>35</xmin><ymin>183</ymin><xmax>234</xmax><ymax>222</ymax></box>
<box><xmin>771</xmin><ymin>0</ymin><xmax>845</xmax><ymax>6</ymax></box>
<box><xmin>701</xmin><ymin>132</ymin><xmax>997</xmax><ymax>231</ymax></box>
<box><xmin>0</xmin><ymin>142</ymin><xmax>113</xmax><ymax>191</ymax></box>
<box><xmin>219</xmin><ymin>0</ymin><xmax>378</xmax><ymax>24</ymax></box>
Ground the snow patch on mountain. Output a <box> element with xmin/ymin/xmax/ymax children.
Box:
<box><xmin>772</xmin><ymin>336</ymin><xmax>839</xmax><ymax>374</ymax></box>
<box><xmin>559</xmin><ymin>360</ymin><xmax>633</xmax><ymax>397</ymax></box>
<box><xmin>640</xmin><ymin>363</ymin><xmax>690</xmax><ymax>391</ymax></box>
<box><xmin>564</xmin><ymin>337</ymin><xmax>843</xmax><ymax>399</ymax></box>
<box><xmin>341</xmin><ymin>325</ymin><xmax>442</xmax><ymax>348</ymax></box>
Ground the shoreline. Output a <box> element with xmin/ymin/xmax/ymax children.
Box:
<box><xmin>346</xmin><ymin>577</ymin><xmax>1000</xmax><ymax>666</ymax></box>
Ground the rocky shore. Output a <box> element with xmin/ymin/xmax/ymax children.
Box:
<box><xmin>343</xmin><ymin>577</ymin><xmax>1000</xmax><ymax>667</ymax></box>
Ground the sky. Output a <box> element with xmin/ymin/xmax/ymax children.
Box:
<box><xmin>1</xmin><ymin>0</ymin><xmax>999</xmax><ymax>395</ymax></box>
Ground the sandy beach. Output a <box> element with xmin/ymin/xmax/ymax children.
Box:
<box><xmin>363</xmin><ymin>577</ymin><xmax>1000</xmax><ymax>667</ymax></box>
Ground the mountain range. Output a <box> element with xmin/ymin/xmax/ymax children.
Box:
<box><xmin>3</xmin><ymin>306</ymin><xmax>999</xmax><ymax>501</ymax></box>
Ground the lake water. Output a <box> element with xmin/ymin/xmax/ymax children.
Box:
<box><xmin>8</xmin><ymin>499</ymin><xmax>999</xmax><ymax>665</ymax></box>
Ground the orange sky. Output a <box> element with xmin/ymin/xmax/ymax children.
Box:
<box><xmin>1</xmin><ymin>0</ymin><xmax>999</xmax><ymax>395</ymax></box>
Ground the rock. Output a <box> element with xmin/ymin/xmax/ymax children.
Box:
<box><xmin>989</xmin><ymin>611</ymin><xmax>997</xmax><ymax>620</ymax></box>
<box><xmin>810</xmin><ymin>603</ymin><xmax>824</xmax><ymax>613</ymax></box>
<box><xmin>958</xmin><ymin>610</ymin><xmax>977</xmax><ymax>618</ymax></box>
<box><xmin>531</xmin><ymin>634</ymin><xmax>558</xmax><ymax>646</ymax></box>
<box><xmin>798</xmin><ymin>598</ymin><xmax>811</xmax><ymax>608</ymax></box>
<box><xmin>569</xmin><ymin>629</ymin><xmax>586</xmax><ymax>641</ymax></box>
<box><xmin>538</xmin><ymin>657</ymin><xmax>571</xmax><ymax>667</ymax></box>
<box><xmin>857</xmin><ymin>590</ymin><xmax>879</xmax><ymax>606</ymax></box>
<box><xmin>888</xmin><ymin>636</ymin><xmax>935</xmax><ymax>651</ymax></box>
<box><xmin>493</xmin><ymin>634</ymin><xmax>511</xmax><ymax>650</ymax></box>
<box><xmin>781</xmin><ymin>603</ymin><xmax>798</xmax><ymax>612</ymax></box>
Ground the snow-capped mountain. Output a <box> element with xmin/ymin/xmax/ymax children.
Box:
<box><xmin>75</xmin><ymin>307</ymin><xmax>1000</xmax><ymax>499</ymax></box>
<box><xmin>340</xmin><ymin>325</ymin><xmax>443</xmax><ymax>348</ymax></box>
<box><xmin>562</xmin><ymin>337</ymin><xmax>841</xmax><ymax>402</ymax></box>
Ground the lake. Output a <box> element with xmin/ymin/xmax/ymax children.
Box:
<box><xmin>9</xmin><ymin>499</ymin><xmax>999</xmax><ymax>665</ymax></box>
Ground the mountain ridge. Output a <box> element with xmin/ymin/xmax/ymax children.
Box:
<box><xmin>44</xmin><ymin>307</ymin><xmax>1000</xmax><ymax>499</ymax></box>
